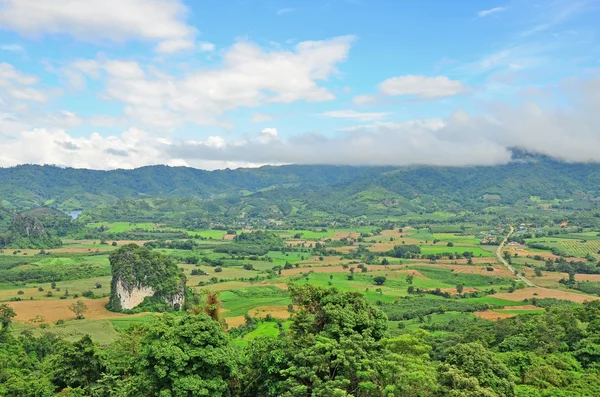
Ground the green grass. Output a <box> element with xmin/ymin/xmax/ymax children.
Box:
<box><xmin>219</xmin><ymin>289</ymin><xmax>291</xmax><ymax>317</ymax></box>
<box><xmin>110</xmin><ymin>314</ymin><xmax>158</xmax><ymax>331</ymax></box>
<box><xmin>85</xmin><ymin>222</ymin><xmax>164</xmax><ymax>233</ymax></box>
<box><xmin>180</xmin><ymin>264</ymin><xmax>260</xmax><ymax>284</ymax></box>
<box><xmin>493</xmin><ymin>309</ymin><xmax>544</xmax><ymax>315</ymax></box>
<box><xmin>266</xmin><ymin>251</ymin><xmax>308</xmax><ymax>264</ymax></box>
<box><xmin>418</xmin><ymin>244</ymin><xmax>494</xmax><ymax>257</ymax></box>
<box><xmin>0</xmin><ymin>275</ymin><xmax>112</xmax><ymax>302</ymax></box>
<box><xmin>13</xmin><ymin>319</ymin><xmax>120</xmax><ymax>345</ymax></box>
<box><xmin>463</xmin><ymin>296</ymin><xmax>529</xmax><ymax>306</ymax></box>
<box><xmin>186</xmin><ymin>229</ymin><xmax>229</xmax><ymax>239</ymax></box>
<box><xmin>432</xmin><ymin>233</ymin><xmax>481</xmax><ymax>245</ymax></box>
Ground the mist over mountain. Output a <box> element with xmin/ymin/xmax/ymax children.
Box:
<box><xmin>2</xmin><ymin>152</ymin><xmax>599</xmax><ymax>213</ymax></box>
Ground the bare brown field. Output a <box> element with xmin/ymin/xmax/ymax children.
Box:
<box><xmin>248</xmin><ymin>305</ymin><xmax>290</xmax><ymax>319</ymax></box>
<box><xmin>285</xmin><ymin>240</ymin><xmax>317</xmax><ymax>247</ymax></box>
<box><xmin>223</xmin><ymin>234</ymin><xmax>236</xmax><ymax>240</ymax></box>
<box><xmin>505</xmin><ymin>247</ymin><xmax>560</xmax><ymax>260</ymax></box>
<box><xmin>535</xmin><ymin>272</ymin><xmax>600</xmax><ymax>282</ymax></box>
<box><xmin>332</xmin><ymin>246</ymin><xmax>357</xmax><ymax>253</ymax></box>
<box><xmin>495</xmin><ymin>287</ymin><xmax>599</xmax><ymax>303</ymax></box>
<box><xmin>225</xmin><ymin>316</ymin><xmax>246</xmax><ymax>327</ymax></box>
<box><xmin>7</xmin><ymin>297</ymin><xmax>146</xmax><ymax>323</ymax></box>
<box><xmin>437</xmin><ymin>287</ymin><xmax>478</xmax><ymax>295</ymax></box>
<box><xmin>475</xmin><ymin>311</ymin><xmax>515</xmax><ymax>320</ymax></box>
<box><xmin>370</xmin><ymin>243</ymin><xmax>395</xmax><ymax>252</ymax></box>
<box><xmin>504</xmin><ymin>305</ymin><xmax>540</xmax><ymax>310</ymax></box>
<box><xmin>331</xmin><ymin>232</ymin><xmax>360</xmax><ymax>240</ymax></box>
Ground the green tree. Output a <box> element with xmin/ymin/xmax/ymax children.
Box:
<box><xmin>374</xmin><ymin>276</ymin><xmax>387</xmax><ymax>286</ymax></box>
<box><xmin>128</xmin><ymin>314</ymin><xmax>239</xmax><ymax>396</ymax></box>
<box><xmin>439</xmin><ymin>342</ymin><xmax>515</xmax><ymax>396</ymax></box>
<box><xmin>50</xmin><ymin>335</ymin><xmax>105</xmax><ymax>391</ymax></box>
<box><xmin>69</xmin><ymin>300</ymin><xmax>88</xmax><ymax>320</ymax></box>
<box><xmin>0</xmin><ymin>303</ymin><xmax>16</xmax><ymax>330</ymax></box>
<box><xmin>456</xmin><ymin>283</ymin><xmax>464</xmax><ymax>294</ymax></box>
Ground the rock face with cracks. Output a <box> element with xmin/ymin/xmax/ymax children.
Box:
<box><xmin>107</xmin><ymin>244</ymin><xmax>185</xmax><ymax>312</ymax></box>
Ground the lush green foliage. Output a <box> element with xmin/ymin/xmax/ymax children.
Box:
<box><xmin>107</xmin><ymin>244</ymin><xmax>186</xmax><ymax>312</ymax></box>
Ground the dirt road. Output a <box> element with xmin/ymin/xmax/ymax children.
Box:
<box><xmin>496</xmin><ymin>226</ymin><xmax>536</xmax><ymax>287</ymax></box>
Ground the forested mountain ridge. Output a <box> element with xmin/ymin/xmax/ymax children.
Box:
<box><xmin>0</xmin><ymin>164</ymin><xmax>391</xmax><ymax>210</ymax></box>
<box><xmin>2</xmin><ymin>154</ymin><xmax>600</xmax><ymax>213</ymax></box>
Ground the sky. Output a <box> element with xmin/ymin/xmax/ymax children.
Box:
<box><xmin>1</xmin><ymin>0</ymin><xmax>600</xmax><ymax>170</ymax></box>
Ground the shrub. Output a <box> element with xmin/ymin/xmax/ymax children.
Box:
<box><xmin>81</xmin><ymin>290</ymin><xmax>94</xmax><ymax>298</ymax></box>
<box><xmin>17</xmin><ymin>290</ymin><xmax>24</xmax><ymax>295</ymax></box>
<box><xmin>214</xmin><ymin>267</ymin><xmax>223</xmax><ymax>273</ymax></box>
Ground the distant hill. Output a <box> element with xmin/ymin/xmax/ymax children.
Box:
<box><xmin>1</xmin><ymin>155</ymin><xmax>600</xmax><ymax>218</ymax></box>
<box><xmin>0</xmin><ymin>164</ymin><xmax>390</xmax><ymax>210</ymax></box>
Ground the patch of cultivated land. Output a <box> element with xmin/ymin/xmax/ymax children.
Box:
<box><xmin>423</xmin><ymin>264</ymin><xmax>516</xmax><ymax>277</ymax></box>
<box><xmin>280</xmin><ymin>264</ymin><xmax>426</xmax><ymax>277</ymax></box>
<box><xmin>535</xmin><ymin>272</ymin><xmax>600</xmax><ymax>282</ymax></box>
<box><xmin>474</xmin><ymin>311</ymin><xmax>515</xmax><ymax>320</ymax></box>
<box><xmin>495</xmin><ymin>287</ymin><xmax>600</xmax><ymax>303</ymax></box>
<box><xmin>248</xmin><ymin>305</ymin><xmax>290</xmax><ymax>319</ymax></box>
<box><xmin>7</xmin><ymin>297</ymin><xmax>147</xmax><ymax>323</ymax></box>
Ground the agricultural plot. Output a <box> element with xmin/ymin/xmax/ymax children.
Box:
<box><xmin>3</xmin><ymin>222</ymin><xmax>599</xmax><ymax>348</ymax></box>
<box><xmin>526</xmin><ymin>236</ymin><xmax>600</xmax><ymax>258</ymax></box>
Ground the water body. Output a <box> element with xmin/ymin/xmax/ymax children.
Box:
<box><xmin>67</xmin><ymin>210</ymin><xmax>82</xmax><ymax>219</ymax></box>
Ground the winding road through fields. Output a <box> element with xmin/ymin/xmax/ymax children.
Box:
<box><xmin>496</xmin><ymin>226</ymin><xmax>536</xmax><ymax>287</ymax></box>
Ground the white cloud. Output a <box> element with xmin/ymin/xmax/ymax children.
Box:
<box><xmin>3</xmin><ymin>73</ymin><xmax>600</xmax><ymax>170</ymax></box>
<box><xmin>277</xmin><ymin>8</ymin><xmax>296</xmax><ymax>16</ymax></box>
<box><xmin>477</xmin><ymin>7</ymin><xmax>506</xmax><ymax>18</ymax></box>
<box><xmin>155</xmin><ymin>39</ymin><xmax>195</xmax><ymax>54</ymax></box>
<box><xmin>63</xmin><ymin>36</ymin><xmax>354</xmax><ymax>129</ymax></box>
<box><xmin>0</xmin><ymin>44</ymin><xmax>24</xmax><ymax>52</ymax></box>
<box><xmin>320</xmin><ymin>109</ymin><xmax>390</xmax><ymax>121</ymax></box>
<box><xmin>251</xmin><ymin>113</ymin><xmax>273</xmax><ymax>123</ymax></box>
<box><xmin>378</xmin><ymin>75</ymin><xmax>466</xmax><ymax>99</ymax></box>
<box><xmin>198</xmin><ymin>42</ymin><xmax>216</xmax><ymax>52</ymax></box>
<box><xmin>352</xmin><ymin>94</ymin><xmax>376</xmax><ymax>105</ymax></box>
<box><xmin>258</xmin><ymin>127</ymin><xmax>279</xmax><ymax>144</ymax></box>
<box><xmin>0</xmin><ymin>0</ymin><xmax>196</xmax><ymax>53</ymax></box>
<box><xmin>0</xmin><ymin>62</ymin><xmax>48</xmax><ymax>103</ymax></box>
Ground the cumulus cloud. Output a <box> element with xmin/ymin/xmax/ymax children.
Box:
<box><xmin>62</xmin><ymin>36</ymin><xmax>354</xmax><ymax>129</ymax></box>
<box><xmin>4</xmin><ymin>74</ymin><xmax>600</xmax><ymax>170</ymax></box>
<box><xmin>319</xmin><ymin>109</ymin><xmax>390</xmax><ymax>121</ymax></box>
<box><xmin>378</xmin><ymin>75</ymin><xmax>466</xmax><ymax>99</ymax></box>
<box><xmin>0</xmin><ymin>0</ymin><xmax>196</xmax><ymax>53</ymax></box>
<box><xmin>353</xmin><ymin>75</ymin><xmax>466</xmax><ymax>104</ymax></box>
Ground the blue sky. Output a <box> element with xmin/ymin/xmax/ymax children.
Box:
<box><xmin>1</xmin><ymin>0</ymin><xmax>599</xmax><ymax>169</ymax></box>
